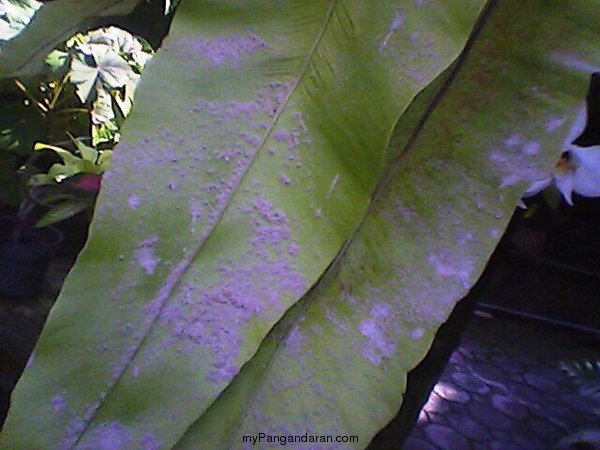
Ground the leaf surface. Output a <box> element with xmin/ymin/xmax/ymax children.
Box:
<box><xmin>0</xmin><ymin>0</ymin><xmax>487</xmax><ymax>448</ymax></box>
<box><xmin>172</xmin><ymin>0</ymin><xmax>600</xmax><ymax>448</ymax></box>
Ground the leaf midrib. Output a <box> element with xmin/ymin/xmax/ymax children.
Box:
<box><xmin>71</xmin><ymin>1</ymin><xmax>338</xmax><ymax>447</ymax></box>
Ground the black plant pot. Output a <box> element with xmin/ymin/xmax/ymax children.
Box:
<box><xmin>0</xmin><ymin>217</ymin><xmax>63</xmax><ymax>299</ymax></box>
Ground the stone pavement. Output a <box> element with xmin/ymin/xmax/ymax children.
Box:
<box><xmin>403</xmin><ymin>314</ymin><xmax>600</xmax><ymax>450</ymax></box>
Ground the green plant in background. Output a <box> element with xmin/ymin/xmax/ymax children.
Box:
<box><xmin>26</xmin><ymin>137</ymin><xmax>112</xmax><ymax>227</ymax></box>
<box><xmin>0</xmin><ymin>1</ymin><xmax>599</xmax><ymax>449</ymax></box>
<box><xmin>12</xmin><ymin>26</ymin><xmax>154</xmax><ymax>226</ymax></box>
<box><xmin>32</xmin><ymin>138</ymin><xmax>112</xmax><ymax>185</ymax></box>
<box><xmin>0</xmin><ymin>24</ymin><xmax>153</xmax><ymax>227</ymax></box>
<box><xmin>46</xmin><ymin>26</ymin><xmax>154</xmax><ymax>147</ymax></box>
<box><xmin>0</xmin><ymin>0</ymin><xmax>163</xmax><ymax>222</ymax></box>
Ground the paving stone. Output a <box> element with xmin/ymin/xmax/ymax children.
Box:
<box><xmin>491</xmin><ymin>355</ymin><xmax>524</xmax><ymax>374</ymax></box>
<box><xmin>491</xmin><ymin>394</ymin><xmax>529</xmax><ymax>419</ymax></box>
<box><xmin>547</xmin><ymin>416</ymin><xmax>569</xmax><ymax>432</ymax></box>
<box><xmin>447</xmin><ymin>400</ymin><xmax>470</xmax><ymax>417</ymax></box>
<box><xmin>405</xmin><ymin>317</ymin><xmax>600</xmax><ymax>450</ymax></box>
<box><xmin>470</xmin><ymin>443</ymin><xmax>491</xmax><ymax>450</ymax></box>
<box><xmin>451</xmin><ymin>372</ymin><xmax>490</xmax><ymax>395</ymax></box>
<box><xmin>417</xmin><ymin>409</ymin><xmax>429</xmax><ymax>425</ymax></box>
<box><xmin>531</xmin><ymin>366</ymin><xmax>572</xmax><ymax>385</ymax></box>
<box><xmin>470</xmin><ymin>352</ymin><xmax>491</xmax><ymax>364</ymax></box>
<box><xmin>561</xmin><ymin>394</ymin><xmax>597</xmax><ymax>414</ymax></box>
<box><xmin>490</xmin><ymin>440</ymin><xmax>528</xmax><ymax>450</ymax></box>
<box><xmin>472</xmin><ymin>393</ymin><xmax>489</xmax><ymax>404</ymax></box>
<box><xmin>434</xmin><ymin>382</ymin><xmax>470</xmax><ymax>404</ymax></box>
<box><xmin>458</xmin><ymin>347</ymin><xmax>475</xmax><ymax>361</ymax></box>
<box><xmin>470</xmin><ymin>363</ymin><xmax>506</xmax><ymax>383</ymax></box>
<box><xmin>408</xmin><ymin>426</ymin><xmax>426</xmax><ymax>441</ymax></box>
<box><xmin>424</xmin><ymin>424</ymin><xmax>469</xmax><ymax>450</ymax></box>
<box><xmin>510</xmin><ymin>383</ymin><xmax>542</xmax><ymax>407</ymax></box>
<box><xmin>524</xmin><ymin>398</ymin><xmax>547</xmax><ymax>415</ymax></box>
<box><xmin>529</xmin><ymin>400</ymin><xmax>573</xmax><ymax>424</ymax></box>
<box><xmin>509</xmin><ymin>430</ymin><xmax>546</xmax><ymax>449</ymax></box>
<box><xmin>450</xmin><ymin>351</ymin><xmax>468</xmax><ymax>367</ymax></box>
<box><xmin>425</xmin><ymin>411</ymin><xmax>448</xmax><ymax>426</ymax></box>
<box><xmin>491</xmin><ymin>429</ymin><xmax>510</xmax><ymax>441</ymax></box>
<box><xmin>468</xmin><ymin>403</ymin><xmax>512</xmax><ymax>430</ymax></box>
<box><xmin>402</xmin><ymin>437</ymin><xmax>439</xmax><ymax>450</ymax></box>
<box><xmin>523</xmin><ymin>373</ymin><xmax>559</xmax><ymax>393</ymax></box>
<box><xmin>446</xmin><ymin>414</ymin><xmax>490</xmax><ymax>440</ymax></box>
<box><xmin>423</xmin><ymin>391</ymin><xmax>451</xmax><ymax>415</ymax></box>
<box><xmin>528</xmin><ymin>418</ymin><xmax>564</xmax><ymax>441</ymax></box>
<box><xmin>509</xmin><ymin>373</ymin><xmax>525</xmax><ymax>383</ymax></box>
<box><xmin>461</xmin><ymin>340</ymin><xmax>488</xmax><ymax>356</ymax></box>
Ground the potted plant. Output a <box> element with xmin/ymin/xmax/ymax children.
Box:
<box><xmin>0</xmin><ymin>137</ymin><xmax>107</xmax><ymax>298</ymax></box>
<box><xmin>0</xmin><ymin>207</ymin><xmax>64</xmax><ymax>299</ymax></box>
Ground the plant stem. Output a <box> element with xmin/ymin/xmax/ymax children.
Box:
<box><xmin>48</xmin><ymin>73</ymin><xmax>70</xmax><ymax>111</ymax></box>
<box><xmin>13</xmin><ymin>79</ymin><xmax>48</xmax><ymax>116</ymax></box>
<box><xmin>53</xmin><ymin>108</ymin><xmax>89</xmax><ymax>115</ymax></box>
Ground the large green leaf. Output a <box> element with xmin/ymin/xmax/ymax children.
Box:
<box><xmin>174</xmin><ymin>0</ymin><xmax>600</xmax><ymax>448</ymax></box>
<box><xmin>0</xmin><ymin>0</ymin><xmax>141</xmax><ymax>78</ymax></box>
<box><xmin>0</xmin><ymin>0</ymin><xmax>487</xmax><ymax>448</ymax></box>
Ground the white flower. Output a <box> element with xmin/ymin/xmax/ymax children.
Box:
<box><xmin>554</xmin><ymin>144</ymin><xmax>600</xmax><ymax>205</ymax></box>
<box><xmin>522</xmin><ymin>100</ymin><xmax>600</xmax><ymax>206</ymax></box>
